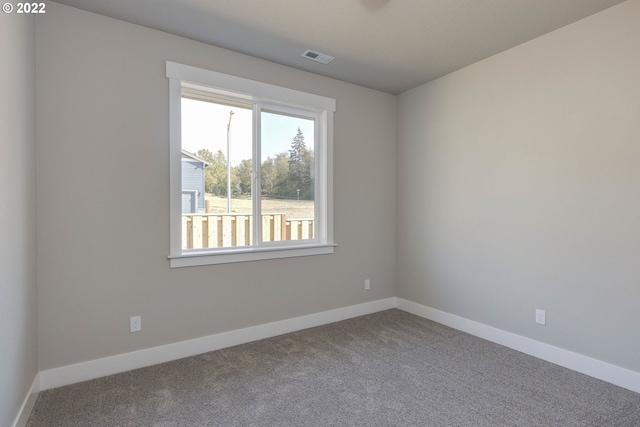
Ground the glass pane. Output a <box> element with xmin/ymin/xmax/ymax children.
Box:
<box><xmin>181</xmin><ymin>96</ymin><xmax>253</xmax><ymax>249</ymax></box>
<box><xmin>260</xmin><ymin>111</ymin><xmax>315</xmax><ymax>243</ymax></box>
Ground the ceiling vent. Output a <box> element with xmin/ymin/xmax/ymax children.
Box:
<box><xmin>302</xmin><ymin>49</ymin><xmax>334</xmax><ymax>64</ymax></box>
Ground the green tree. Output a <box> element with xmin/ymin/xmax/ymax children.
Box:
<box><xmin>301</xmin><ymin>147</ymin><xmax>314</xmax><ymax>199</ymax></box>
<box><xmin>261</xmin><ymin>152</ymin><xmax>289</xmax><ymax>198</ymax></box>
<box><xmin>233</xmin><ymin>159</ymin><xmax>253</xmax><ymax>196</ymax></box>
<box><xmin>198</xmin><ymin>149</ymin><xmax>228</xmax><ymax>196</ymax></box>
<box><xmin>288</xmin><ymin>128</ymin><xmax>313</xmax><ymax>199</ymax></box>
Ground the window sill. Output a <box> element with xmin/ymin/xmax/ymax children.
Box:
<box><xmin>168</xmin><ymin>243</ymin><xmax>336</xmax><ymax>268</ymax></box>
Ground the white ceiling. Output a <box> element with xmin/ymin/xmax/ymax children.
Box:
<box><xmin>50</xmin><ymin>0</ymin><xmax>626</xmax><ymax>94</ymax></box>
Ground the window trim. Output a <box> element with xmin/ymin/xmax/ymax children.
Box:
<box><xmin>166</xmin><ymin>61</ymin><xmax>335</xmax><ymax>267</ymax></box>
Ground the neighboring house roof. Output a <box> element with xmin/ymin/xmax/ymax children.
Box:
<box><xmin>181</xmin><ymin>149</ymin><xmax>210</xmax><ymax>167</ymax></box>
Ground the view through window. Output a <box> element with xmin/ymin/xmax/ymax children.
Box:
<box><xmin>167</xmin><ymin>61</ymin><xmax>334</xmax><ymax>267</ymax></box>
<box><xmin>180</xmin><ymin>96</ymin><xmax>316</xmax><ymax>249</ymax></box>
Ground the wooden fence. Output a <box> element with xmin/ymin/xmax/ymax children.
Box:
<box><xmin>182</xmin><ymin>213</ymin><xmax>314</xmax><ymax>249</ymax></box>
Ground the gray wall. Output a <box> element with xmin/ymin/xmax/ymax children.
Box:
<box><xmin>36</xmin><ymin>2</ymin><xmax>396</xmax><ymax>371</ymax></box>
<box><xmin>397</xmin><ymin>0</ymin><xmax>640</xmax><ymax>372</ymax></box>
<box><xmin>0</xmin><ymin>12</ymin><xmax>37</xmax><ymax>427</ymax></box>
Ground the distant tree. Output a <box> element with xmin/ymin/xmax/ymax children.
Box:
<box><xmin>198</xmin><ymin>128</ymin><xmax>314</xmax><ymax>201</ymax></box>
<box><xmin>261</xmin><ymin>152</ymin><xmax>289</xmax><ymax>198</ymax></box>
<box><xmin>233</xmin><ymin>159</ymin><xmax>253</xmax><ymax>196</ymax></box>
<box><xmin>301</xmin><ymin>147</ymin><xmax>314</xmax><ymax>199</ymax></box>
<box><xmin>288</xmin><ymin>128</ymin><xmax>313</xmax><ymax>199</ymax></box>
<box><xmin>261</xmin><ymin>157</ymin><xmax>275</xmax><ymax>197</ymax></box>
<box><xmin>197</xmin><ymin>149</ymin><xmax>214</xmax><ymax>163</ymax></box>
<box><xmin>198</xmin><ymin>149</ymin><xmax>227</xmax><ymax>196</ymax></box>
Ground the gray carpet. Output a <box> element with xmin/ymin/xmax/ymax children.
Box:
<box><xmin>27</xmin><ymin>309</ymin><xmax>640</xmax><ymax>426</ymax></box>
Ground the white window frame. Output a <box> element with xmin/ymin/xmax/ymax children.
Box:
<box><xmin>166</xmin><ymin>61</ymin><xmax>335</xmax><ymax>267</ymax></box>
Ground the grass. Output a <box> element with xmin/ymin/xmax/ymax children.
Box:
<box><xmin>205</xmin><ymin>195</ymin><xmax>314</xmax><ymax>219</ymax></box>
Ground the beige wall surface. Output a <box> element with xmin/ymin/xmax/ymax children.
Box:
<box><xmin>397</xmin><ymin>0</ymin><xmax>640</xmax><ymax>371</ymax></box>
<box><xmin>0</xmin><ymin>12</ymin><xmax>37</xmax><ymax>427</ymax></box>
<box><xmin>36</xmin><ymin>2</ymin><xmax>396</xmax><ymax>371</ymax></box>
<box><xmin>37</xmin><ymin>3</ymin><xmax>396</xmax><ymax>370</ymax></box>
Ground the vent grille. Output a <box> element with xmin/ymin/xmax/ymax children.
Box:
<box><xmin>302</xmin><ymin>49</ymin><xmax>334</xmax><ymax>64</ymax></box>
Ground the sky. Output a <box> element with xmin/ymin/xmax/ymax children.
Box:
<box><xmin>181</xmin><ymin>98</ymin><xmax>314</xmax><ymax>166</ymax></box>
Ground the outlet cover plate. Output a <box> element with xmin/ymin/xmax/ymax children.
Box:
<box><xmin>130</xmin><ymin>316</ymin><xmax>141</xmax><ymax>332</ymax></box>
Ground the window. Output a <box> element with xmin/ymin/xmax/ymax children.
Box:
<box><xmin>167</xmin><ymin>62</ymin><xmax>335</xmax><ymax>267</ymax></box>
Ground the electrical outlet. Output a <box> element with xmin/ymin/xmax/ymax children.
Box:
<box><xmin>364</xmin><ymin>279</ymin><xmax>371</xmax><ymax>290</ymax></box>
<box><xmin>130</xmin><ymin>316</ymin><xmax>141</xmax><ymax>332</ymax></box>
<box><xmin>535</xmin><ymin>309</ymin><xmax>546</xmax><ymax>326</ymax></box>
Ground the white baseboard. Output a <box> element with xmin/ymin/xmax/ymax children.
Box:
<box><xmin>31</xmin><ymin>296</ymin><xmax>640</xmax><ymax>402</ymax></box>
<box><xmin>395</xmin><ymin>297</ymin><xmax>640</xmax><ymax>394</ymax></box>
<box><xmin>12</xmin><ymin>373</ymin><xmax>40</xmax><ymax>427</ymax></box>
<box><xmin>39</xmin><ymin>298</ymin><xmax>396</xmax><ymax>391</ymax></box>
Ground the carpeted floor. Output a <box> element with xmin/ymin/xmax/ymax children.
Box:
<box><xmin>27</xmin><ymin>309</ymin><xmax>640</xmax><ymax>426</ymax></box>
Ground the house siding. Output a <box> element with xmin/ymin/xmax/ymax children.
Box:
<box><xmin>181</xmin><ymin>158</ymin><xmax>205</xmax><ymax>213</ymax></box>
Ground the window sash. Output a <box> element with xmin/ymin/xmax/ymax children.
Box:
<box><xmin>255</xmin><ymin>104</ymin><xmax>320</xmax><ymax>247</ymax></box>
